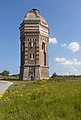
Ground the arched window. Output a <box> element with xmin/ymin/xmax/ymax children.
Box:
<box><xmin>33</xmin><ymin>53</ymin><xmax>34</xmax><ymax>59</ymax></box>
<box><xmin>30</xmin><ymin>53</ymin><xmax>35</xmax><ymax>60</ymax></box>
<box><xmin>42</xmin><ymin>42</ymin><xmax>46</xmax><ymax>66</ymax></box>
<box><xmin>30</xmin><ymin>53</ymin><xmax>32</xmax><ymax>59</ymax></box>
<box><xmin>44</xmin><ymin>52</ymin><xmax>46</xmax><ymax>66</ymax></box>
<box><xmin>42</xmin><ymin>42</ymin><xmax>45</xmax><ymax>51</ymax></box>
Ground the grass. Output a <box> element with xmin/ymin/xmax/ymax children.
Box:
<box><xmin>0</xmin><ymin>77</ymin><xmax>81</xmax><ymax>120</ymax></box>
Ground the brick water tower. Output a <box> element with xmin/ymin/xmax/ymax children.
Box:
<box><xmin>19</xmin><ymin>9</ymin><xmax>49</xmax><ymax>80</ymax></box>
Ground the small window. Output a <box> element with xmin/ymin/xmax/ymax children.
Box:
<box><xmin>30</xmin><ymin>42</ymin><xmax>33</xmax><ymax>48</ymax></box>
<box><xmin>30</xmin><ymin>53</ymin><xmax>35</xmax><ymax>60</ymax></box>
<box><xmin>33</xmin><ymin>53</ymin><xmax>34</xmax><ymax>59</ymax></box>
<box><xmin>44</xmin><ymin>52</ymin><xmax>46</xmax><ymax>66</ymax></box>
<box><xmin>30</xmin><ymin>53</ymin><xmax>32</xmax><ymax>58</ymax></box>
<box><xmin>42</xmin><ymin>42</ymin><xmax>45</xmax><ymax>51</ymax></box>
<box><xmin>31</xmin><ymin>42</ymin><xmax>33</xmax><ymax>47</ymax></box>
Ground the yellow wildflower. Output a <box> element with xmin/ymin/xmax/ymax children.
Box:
<box><xmin>0</xmin><ymin>94</ymin><xmax>3</xmax><ymax>99</ymax></box>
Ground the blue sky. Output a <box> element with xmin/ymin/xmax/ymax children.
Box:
<box><xmin>0</xmin><ymin>0</ymin><xmax>81</xmax><ymax>75</ymax></box>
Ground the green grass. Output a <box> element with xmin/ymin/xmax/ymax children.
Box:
<box><xmin>0</xmin><ymin>77</ymin><xmax>81</xmax><ymax>120</ymax></box>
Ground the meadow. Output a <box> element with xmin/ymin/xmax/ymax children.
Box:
<box><xmin>0</xmin><ymin>77</ymin><xmax>81</xmax><ymax>120</ymax></box>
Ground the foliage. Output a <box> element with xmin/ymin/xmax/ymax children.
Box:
<box><xmin>51</xmin><ymin>72</ymin><xmax>57</xmax><ymax>78</ymax></box>
<box><xmin>1</xmin><ymin>70</ymin><xmax>9</xmax><ymax>76</ymax></box>
<box><xmin>0</xmin><ymin>78</ymin><xmax>81</xmax><ymax>120</ymax></box>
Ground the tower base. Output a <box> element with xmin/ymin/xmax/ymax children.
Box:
<box><xmin>20</xmin><ymin>65</ymin><xmax>49</xmax><ymax>80</ymax></box>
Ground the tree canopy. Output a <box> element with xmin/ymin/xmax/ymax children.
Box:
<box><xmin>1</xmin><ymin>70</ymin><xmax>9</xmax><ymax>76</ymax></box>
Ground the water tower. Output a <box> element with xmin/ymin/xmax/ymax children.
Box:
<box><xmin>19</xmin><ymin>9</ymin><xmax>49</xmax><ymax>80</ymax></box>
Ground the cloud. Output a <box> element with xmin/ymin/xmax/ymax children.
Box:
<box><xmin>55</xmin><ymin>57</ymin><xmax>81</xmax><ymax>65</ymax></box>
<box><xmin>61</xmin><ymin>42</ymin><xmax>81</xmax><ymax>52</ymax></box>
<box><xmin>55</xmin><ymin>57</ymin><xmax>66</xmax><ymax>63</ymax></box>
<box><xmin>61</xmin><ymin>43</ymin><xmax>67</xmax><ymax>48</ymax></box>
<box><xmin>67</xmin><ymin>42</ymin><xmax>81</xmax><ymax>52</ymax></box>
<box><xmin>55</xmin><ymin>57</ymin><xmax>81</xmax><ymax>75</ymax></box>
<box><xmin>49</xmin><ymin>38</ymin><xmax>58</xmax><ymax>44</ymax></box>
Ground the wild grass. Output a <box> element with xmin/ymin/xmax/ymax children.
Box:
<box><xmin>0</xmin><ymin>77</ymin><xmax>81</xmax><ymax>120</ymax></box>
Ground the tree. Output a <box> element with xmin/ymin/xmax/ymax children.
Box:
<box><xmin>1</xmin><ymin>70</ymin><xmax>9</xmax><ymax>76</ymax></box>
<box><xmin>51</xmin><ymin>72</ymin><xmax>57</xmax><ymax>78</ymax></box>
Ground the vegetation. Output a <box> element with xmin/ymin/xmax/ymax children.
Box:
<box><xmin>0</xmin><ymin>70</ymin><xmax>10</xmax><ymax>80</ymax></box>
<box><xmin>0</xmin><ymin>77</ymin><xmax>81</xmax><ymax>120</ymax></box>
<box><xmin>0</xmin><ymin>70</ymin><xmax>9</xmax><ymax>77</ymax></box>
<box><xmin>51</xmin><ymin>72</ymin><xmax>57</xmax><ymax>78</ymax></box>
<box><xmin>0</xmin><ymin>70</ymin><xmax>19</xmax><ymax>80</ymax></box>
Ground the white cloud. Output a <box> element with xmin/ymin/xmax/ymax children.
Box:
<box><xmin>67</xmin><ymin>42</ymin><xmax>81</xmax><ymax>52</ymax></box>
<box><xmin>55</xmin><ymin>57</ymin><xmax>81</xmax><ymax>65</ymax></box>
<box><xmin>49</xmin><ymin>38</ymin><xmax>58</xmax><ymax>44</ymax></box>
<box><xmin>55</xmin><ymin>57</ymin><xmax>66</xmax><ymax>62</ymax></box>
<box><xmin>61</xmin><ymin>43</ymin><xmax>67</xmax><ymax>48</ymax></box>
<box><xmin>61</xmin><ymin>42</ymin><xmax>81</xmax><ymax>52</ymax></box>
<box><xmin>55</xmin><ymin>57</ymin><xmax>81</xmax><ymax>75</ymax></box>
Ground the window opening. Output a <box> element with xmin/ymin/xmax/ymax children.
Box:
<box><xmin>30</xmin><ymin>53</ymin><xmax>32</xmax><ymax>58</ymax></box>
<box><xmin>33</xmin><ymin>53</ymin><xmax>34</xmax><ymax>59</ymax></box>
<box><xmin>30</xmin><ymin>42</ymin><xmax>33</xmax><ymax>48</ymax></box>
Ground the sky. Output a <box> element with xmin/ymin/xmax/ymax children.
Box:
<box><xmin>0</xmin><ymin>0</ymin><xmax>81</xmax><ymax>75</ymax></box>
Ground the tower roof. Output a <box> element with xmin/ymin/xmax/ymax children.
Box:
<box><xmin>24</xmin><ymin>9</ymin><xmax>47</xmax><ymax>25</ymax></box>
